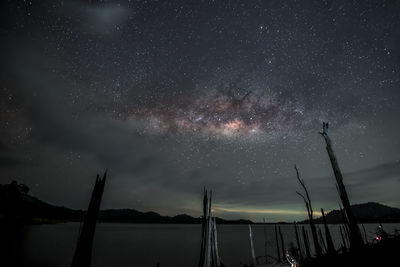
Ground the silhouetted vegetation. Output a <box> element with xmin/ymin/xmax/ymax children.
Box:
<box><xmin>0</xmin><ymin>181</ymin><xmax>81</xmax><ymax>225</ymax></box>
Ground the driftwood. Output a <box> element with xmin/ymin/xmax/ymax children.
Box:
<box><xmin>319</xmin><ymin>122</ymin><xmax>363</xmax><ymax>251</ymax></box>
<box><xmin>295</xmin><ymin>165</ymin><xmax>322</xmax><ymax>257</ymax></box>
<box><xmin>71</xmin><ymin>171</ymin><xmax>107</xmax><ymax>267</ymax></box>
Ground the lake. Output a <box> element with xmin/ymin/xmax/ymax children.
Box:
<box><xmin>9</xmin><ymin>223</ymin><xmax>400</xmax><ymax>267</ymax></box>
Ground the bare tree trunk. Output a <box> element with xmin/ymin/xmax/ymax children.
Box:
<box><xmin>321</xmin><ymin>208</ymin><xmax>336</xmax><ymax>255</ymax></box>
<box><xmin>210</xmin><ymin>217</ymin><xmax>216</xmax><ymax>267</ymax></box>
<box><xmin>319</xmin><ymin>122</ymin><xmax>363</xmax><ymax>251</ymax></box>
<box><xmin>295</xmin><ymin>165</ymin><xmax>322</xmax><ymax>257</ymax></box>
<box><xmin>199</xmin><ymin>189</ymin><xmax>208</xmax><ymax>267</ymax></box>
<box><xmin>199</xmin><ymin>190</ymin><xmax>221</xmax><ymax>267</ymax></box>
<box><xmin>278</xmin><ymin>226</ymin><xmax>286</xmax><ymax>261</ymax></box>
<box><xmin>263</xmin><ymin>218</ymin><xmax>268</xmax><ymax>265</ymax></box>
<box><xmin>294</xmin><ymin>222</ymin><xmax>303</xmax><ymax>262</ymax></box>
<box><xmin>339</xmin><ymin>226</ymin><xmax>348</xmax><ymax>253</ymax></box>
<box><xmin>213</xmin><ymin>218</ymin><xmax>221</xmax><ymax>267</ymax></box>
<box><xmin>274</xmin><ymin>224</ymin><xmax>281</xmax><ymax>262</ymax></box>
<box><xmin>302</xmin><ymin>226</ymin><xmax>311</xmax><ymax>259</ymax></box>
<box><xmin>248</xmin><ymin>224</ymin><xmax>257</xmax><ymax>267</ymax></box>
<box><xmin>339</xmin><ymin>205</ymin><xmax>351</xmax><ymax>240</ymax></box>
<box><xmin>71</xmin><ymin>171</ymin><xmax>107</xmax><ymax>267</ymax></box>
<box><xmin>362</xmin><ymin>224</ymin><xmax>369</xmax><ymax>245</ymax></box>
<box><xmin>318</xmin><ymin>228</ymin><xmax>327</xmax><ymax>253</ymax></box>
<box><xmin>205</xmin><ymin>195</ymin><xmax>212</xmax><ymax>267</ymax></box>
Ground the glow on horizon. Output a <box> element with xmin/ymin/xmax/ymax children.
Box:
<box><xmin>214</xmin><ymin>206</ymin><xmax>323</xmax><ymax>217</ymax></box>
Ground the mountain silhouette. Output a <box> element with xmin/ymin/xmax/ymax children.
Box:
<box><xmin>2</xmin><ymin>182</ymin><xmax>400</xmax><ymax>225</ymax></box>
<box><xmin>0</xmin><ymin>181</ymin><xmax>251</xmax><ymax>225</ymax></box>
<box><xmin>304</xmin><ymin>202</ymin><xmax>400</xmax><ymax>224</ymax></box>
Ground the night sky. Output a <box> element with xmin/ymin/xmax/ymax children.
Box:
<box><xmin>1</xmin><ymin>0</ymin><xmax>399</xmax><ymax>222</ymax></box>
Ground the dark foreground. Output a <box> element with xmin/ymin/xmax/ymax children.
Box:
<box><xmin>2</xmin><ymin>223</ymin><xmax>398</xmax><ymax>267</ymax></box>
<box><xmin>303</xmin><ymin>235</ymin><xmax>400</xmax><ymax>267</ymax></box>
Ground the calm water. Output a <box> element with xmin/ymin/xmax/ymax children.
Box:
<box><xmin>11</xmin><ymin>223</ymin><xmax>400</xmax><ymax>267</ymax></box>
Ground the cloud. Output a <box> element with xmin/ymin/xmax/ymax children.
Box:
<box><xmin>64</xmin><ymin>1</ymin><xmax>131</xmax><ymax>35</ymax></box>
<box><xmin>308</xmin><ymin>161</ymin><xmax>400</xmax><ymax>188</ymax></box>
<box><xmin>343</xmin><ymin>161</ymin><xmax>400</xmax><ymax>183</ymax></box>
<box><xmin>214</xmin><ymin>206</ymin><xmax>316</xmax><ymax>216</ymax></box>
<box><xmin>305</xmin><ymin>161</ymin><xmax>400</xmax><ymax>208</ymax></box>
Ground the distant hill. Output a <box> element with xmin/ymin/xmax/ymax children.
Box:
<box><xmin>99</xmin><ymin>209</ymin><xmax>251</xmax><ymax>224</ymax></box>
<box><xmin>3</xmin><ymin>182</ymin><xmax>399</xmax><ymax>225</ymax></box>
<box><xmin>0</xmin><ymin>181</ymin><xmax>251</xmax><ymax>225</ymax></box>
<box><xmin>305</xmin><ymin>202</ymin><xmax>400</xmax><ymax>224</ymax></box>
<box><xmin>0</xmin><ymin>181</ymin><xmax>82</xmax><ymax>224</ymax></box>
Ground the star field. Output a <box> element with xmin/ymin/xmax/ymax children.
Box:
<box><xmin>0</xmin><ymin>0</ymin><xmax>399</xmax><ymax>221</ymax></box>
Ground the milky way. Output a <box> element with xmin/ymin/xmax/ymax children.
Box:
<box><xmin>131</xmin><ymin>88</ymin><xmax>311</xmax><ymax>142</ymax></box>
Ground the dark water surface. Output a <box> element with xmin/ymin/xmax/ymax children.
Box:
<box><xmin>14</xmin><ymin>223</ymin><xmax>399</xmax><ymax>267</ymax></box>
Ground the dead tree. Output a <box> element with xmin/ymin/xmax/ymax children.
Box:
<box><xmin>248</xmin><ymin>224</ymin><xmax>257</xmax><ymax>267</ymax></box>
<box><xmin>339</xmin><ymin>226</ymin><xmax>348</xmax><ymax>253</ymax></box>
<box><xmin>263</xmin><ymin>218</ymin><xmax>268</xmax><ymax>265</ymax></box>
<box><xmin>321</xmin><ymin>208</ymin><xmax>336</xmax><ymax>255</ymax></box>
<box><xmin>361</xmin><ymin>224</ymin><xmax>369</xmax><ymax>244</ymax></box>
<box><xmin>199</xmin><ymin>189</ymin><xmax>208</xmax><ymax>267</ymax></box>
<box><xmin>278</xmin><ymin>226</ymin><xmax>286</xmax><ymax>261</ymax></box>
<box><xmin>295</xmin><ymin>165</ymin><xmax>322</xmax><ymax>257</ymax></box>
<box><xmin>274</xmin><ymin>224</ymin><xmax>281</xmax><ymax>262</ymax></box>
<box><xmin>294</xmin><ymin>222</ymin><xmax>303</xmax><ymax>262</ymax></box>
<box><xmin>71</xmin><ymin>171</ymin><xmax>107</xmax><ymax>267</ymax></box>
<box><xmin>318</xmin><ymin>228</ymin><xmax>327</xmax><ymax>253</ymax></box>
<box><xmin>319</xmin><ymin>122</ymin><xmax>363</xmax><ymax>250</ymax></box>
<box><xmin>339</xmin><ymin>204</ymin><xmax>351</xmax><ymax>240</ymax></box>
<box><xmin>212</xmin><ymin>218</ymin><xmax>220</xmax><ymax>266</ymax></box>
<box><xmin>302</xmin><ymin>226</ymin><xmax>311</xmax><ymax>259</ymax></box>
<box><xmin>199</xmin><ymin>189</ymin><xmax>221</xmax><ymax>267</ymax></box>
